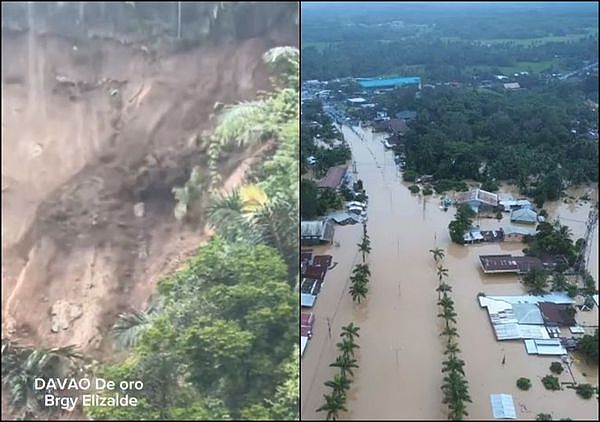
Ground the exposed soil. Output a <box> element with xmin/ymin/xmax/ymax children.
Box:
<box><xmin>1</xmin><ymin>27</ymin><xmax>293</xmax><ymax>362</ymax></box>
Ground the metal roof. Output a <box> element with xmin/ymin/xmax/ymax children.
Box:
<box><xmin>511</xmin><ymin>207</ymin><xmax>538</xmax><ymax>223</ymax></box>
<box><xmin>524</xmin><ymin>339</ymin><xmax>567</xmax><ymax>355</ymax></box>
<box><xmin>490</xmin><ymin>394</ymin><xmax>516</xmax><ymax>419</ymax></box>
<box><xmin>357</xmin><ymin>76</ymin><xmax>421</xmax><ymax>89</ymax></box>
<box><xmin>301</xmin><ymin>293</ymin><xmax>316</xmax><ymax>308</ymax></box>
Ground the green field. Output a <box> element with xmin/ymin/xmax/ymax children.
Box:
<box><xmin>302</xmin><ymin>41</ymin><xmax>333</xmax><ymax>51</ymax></box>
<box><xmin>441</xmin><ymin>28</ymin><xmax>597</xmax><ymax>46</ymax></box>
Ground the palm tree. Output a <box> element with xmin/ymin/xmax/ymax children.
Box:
<box><xmin>429</xmin><ymin>248</ymin><xmax>446</xmax><ymax>263</ymax></box>
<box><xmin>352</xmin><ymin>263</ymin><xmax>371</xmax><ymax>279</ymax></box>
<box><xmin>440</xmin><ymin>325</ymin><xmax>459</xmax><ymax>340</ymax></box>
<box><xmin>206</xmin><ymin>46</ymin><xmax>299</xmax><ymax>191</ymax></box>
<box><xmin>324</xmin><ymin>373</ymin><xmax>352</xmax><ymax>395</ymax></box>
<box><xmin>441</xmin><ymin>355</ymin><xmax>466</xmax><ymax>375</ymax></box>
<box><xmin>438</xmin><ymin>306</ymin><xmax>458</xmax><ymax>328</ymax></box>
<box><xmin>436</xmin><ymin>265</ymin><xmax>449</xmax><ymax>283</ymax></box>
<box><xmin>340</xmin><ymin>323</ymin><xmax>360</xmax><ymax>343</ymax></box>
<box><xmin>329</xmin><ymin>355</ymin><xmax>359</xmax><ymax>378</ymax></box>
<box><xmin>437</xmin><ymin>295</ymin><xmax>455</xmax><ymax>311</ymax></box>
<box><xmin>357</xmin><ymin>238</ymin><xmax>371</xmax><ymax>262</ymax></box>
<box><xmin>337</xmin><ymin>338</ymin><xmax>360</xmax><ymax>358</ymax></box>
<box><xmin>436</xmin><ymin>281</ymin><xmax>453</xmax><ymax>300</ymax></box>
<box><xmin>2</xmin><ymin>340</ymin><xmax>85</xmax><ymax>418</ymax></box>
<box><xmin>112</xmin><ymin>297</ymin><xmax>163</xmax><ymax>349</ymax></box>
<box><xmin>349</xmin><ymin>280</ymin><xmax>368</xmax><ymax>304</ymax></box>
<box><xmin>316</xmin><ymin>392</ymin><xmax>348</xmax><ymax>421</ymax></box>
<box><xmin>443</xmin><ymin>341</ymin><xmax>462</xmax><ymax>357</ymax></box>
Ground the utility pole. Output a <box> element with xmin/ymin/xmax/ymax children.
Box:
<box><xmin>177</xmin><ymin>1</ymin><xmax>181</xmax><ymax>40</ymax></box>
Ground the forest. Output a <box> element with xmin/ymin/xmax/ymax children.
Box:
<box><xmin>301</xmin><ymin>2</ymin><xmax>598</xmax><ymax>82</ymax></box>
<box><xmin>399</xmin><ymin>83</ymin><xmax>598</xmax><ymax>204</ymax></box>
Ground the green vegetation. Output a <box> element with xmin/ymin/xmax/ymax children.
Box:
<box><xmin>536</xmin><ymin>413</ymin><xmax>553</xmax><ymax>421</ymax></box>
<box><xmin>423</xmin><ymin>186</ymin><xmax>433</xmax><ymax>195</ymax></box>
<box><xmin>542</xmin><ymin>375</ymin><xmax>561</xmax><ymax>391</ymax></box>
<box><xmin>84</xmin><ymin>47</ymin><xmax>299</xmax><ymax>420</ymax></box>
<box><xmin>402</xmin><ymin>87</ymin><xmax>598</xmax><ymax>188</ymax></box>
<box><xmin>549</xmin><ymin>362</ymin><xmax>564</xmax><ymax>375</ymax></box>
<box><xmin>408</xmin><ymin>184</ymin><xmax>420</xmax><ymax>194</ymax></box>
<box><xmin>524</xmin><ymin>221</ymin><xmax>579</xmax><ymax>267</ymax></box>
<box><xmin>1</xmin><ymin>342</ymin><xmax>86</xmax><ymax>420</ymax></box>
<box><xmin>403</xmin><ymin>170</ymin><xmax>417</xmax><ymax>182</ymax></box>
<box><xmin>522</xmin><ymin>268</ymin><xmax>550</xmax><ymax>295</ymax></box>
<box><xmin>317</xmin><ymin>323</ymin><xmax>361</xmax><ymax>420</ymax></box>
<box><xmin>448</xmin><ymin>204</ymin><xmax>475</xmax><ymax>245</ymax></box>
<box><xmin>517</xmin><ymin>377</ymin><xmax>532</xmax><ymax>391</ymax></box>
<box><xmin>350</xmin><ymin>226</ymin><xmax>372</xmax><ymax>304</ymax></box>
<box><xmin>576</xmin><ymin>330</ymin><xmax>599</xmax><ymax>364</ymax></box>
<box><xmin>432</xmin><ymin>250</ymin><xmax>471</xmax><ymax>420</ymax></box>
<box><xmin>575</xmin><ymin>383</ymin><xmax>595</xmax><ymax>399</ymax></box>
<box><xmin>434</xmin><ymin>180</ymin><xmax>469</xmax><ymax>194</ymax></box>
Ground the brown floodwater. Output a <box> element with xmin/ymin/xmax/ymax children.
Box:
<box><xmin>300</xmin><ymin>125</ymin><xmax>599</xmax><ymax>420</ymax></box>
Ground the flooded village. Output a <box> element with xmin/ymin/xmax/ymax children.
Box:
<box><xmin>300</xmin><ymin>75</ymin><xmax>599</xmax><ymax>420</ymax></box>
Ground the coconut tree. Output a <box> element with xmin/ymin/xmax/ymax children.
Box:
<box><xmin>349</xmin><ymin>280</ymin><xmax>368</xmax><ymax>304</ymax></box>
<box><xmin>352</xmin><ymin>263</ymin><xmax>371</xmax><ymax>279</ymax></box>
<box><xmin>443</xmin><ymin>341</ymin><xmax>462</xmax><ymax>357</ymax></box>
<box><xmin>336</xmin><ymin>338</ymin><xmax>360</xmax><ymax>358</ymax></box>
<box><xmin>429</xmin><ymin>248</ymin><xmax>446</xmax><ymax>263</ymax></box>
<box><xmin>357</xmin><ymin>237</ymin><xmax>372</xmax><ymax>263</ymax></box>
<box><xmin>438</xmin><ymin>306</ymin><xmax>458</xmax><ymax>329</ymax></box>
<box><xmin>441</xmin><ymin>355</ymin><xmax>466</xmax><ymax>375</ymax></box>
<box><xmin>440</xmin><ymin>325</ymin><xmax>459</xmax><ymax>340</ymax></box>
<box><xmin>340</xmin><ymin>323</ymin><xmax>360</xmax><ymax>343</ymax></box>
<box><xmin>316</xmin><ymin>392</ymin><xmax>348</xmax><ymax>421</ymax></box>
<box><xmin>436</xmin><ymin>265</ymin><xmax>449</xmax><ymax>283</ymax></box>
<box><xmin>436</xmin><ymin>281</ymin><xmax>453</xmax><ymax>300</ymax></box>
<box><xmin>324</xmin><ymin>373</ymin><xmax>352</xmax><ymax>395</ymax></box>
<box><xmin>329</xmin><ymin>355</ymin><xmax>359</xmax><ymax>378</ymax></box>
<box><xmin>2</xmin><ymin>340</ymin><xmax>85</xmax><ymax>419</ymax></box>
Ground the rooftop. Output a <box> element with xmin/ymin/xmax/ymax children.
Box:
<box><xmin>357</xmin><ymin>76</ymin><xmax>421</xmax><ymax>89</ymax></box>
<box><xmin>455</xmin><ymin>189</ymin><xmax>498</xmax><ymax>207</ymax></box>
<box><xmin>318</xmin><ymin>165</ymin><xmax>348</xmax><ymax>189</ymax></box>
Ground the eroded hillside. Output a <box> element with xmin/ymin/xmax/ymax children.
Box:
<box><xmin>1</xmin><ymin>25</ymin><xmax>294</xmax><ymax>359</ymax></box>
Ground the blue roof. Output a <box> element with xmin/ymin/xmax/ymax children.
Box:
<box><xmin>357</xmin><ymin>76</ymin><xmax>421</xmax><ymax>89</ymax></box>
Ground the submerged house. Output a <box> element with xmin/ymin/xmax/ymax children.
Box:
<box><xmin>301</xmin><ymin>220</ymin><xmax>335</xmax><ymax>245</ymax></box>
<box><xmin>504</xmin><ymin>225</ymin><xmax>536</xmax><ymax>242</ymax></box>
<box><xmin>454</xmin><ymin>189</ymin><xmax>499</xmax><ymax>213</ymax></box>
<box><xmin>510</xmin><ymin>207</ymin><xmax>538</xmax><ymax>224</ymax></box>
<box><xmin>318</xmin><ymin>165</ymin><xmax>348</xmax><ymax>190</ymax></box>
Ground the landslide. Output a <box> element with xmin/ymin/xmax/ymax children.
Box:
<box><xmin>1</xmin><ymin>27</ymin><xmax>293</xmax><ymax>358</ymax></box>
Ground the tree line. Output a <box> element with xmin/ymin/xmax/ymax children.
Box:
<box><xmin>429</xmin><ymin>248</ymin><xmax>472</xmax><ymax>420</ymax></box>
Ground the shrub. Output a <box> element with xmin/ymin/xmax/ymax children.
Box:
<box><xmin>517</xmin><ymin>377</ymin><xmax>531</xmax><ymax>391</ymax></box>
<box><xmin>422</xmin><ymin>186</ymin><xmax>433</xmax><ymax>195</ymax></box>
<box><xmin>403</xmin><ymin>170</ymin><xmax>417</xmax><ymax>182</ymax></box>
<box><xmin>542</xmin><ymin>375</ymin><xmax>561</xmax><ymax>391</ymax></box>
<box><xmin>575</xmin><ymin>383</ymin><xmax>594</xmax><ymax>399</ymax></box>
<box><xmin>536</xmin><ymin>413</ymin><xmax>553</xmax><ymax>421</ymax></box>
<box><xmin>408</xmin><ymin>184</ymin><xmax>420</xmax><ymax>194</ymax></box>
<box><xmin>549</xmin><ymin>362</ymin><xmax>564</xmax><ymax>375</ymax></box>
<box><xmin>481</xmin><ymin>180</ymin><xmax>499</xmax><ymax>192</ymax></box>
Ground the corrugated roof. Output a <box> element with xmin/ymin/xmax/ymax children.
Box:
<box><xmin>301</xmin><ymin>294</ymin><xmax>316</xmax><ymax>308</ymax></box>
<box><xmin>357</xmin><ymin>76</ymin><xmax>421</xmax><ymax>89</ymax></box>
<box><xmin>455</xmin><ymin>189</ymin><xmax>498</xmax><ymax>207</ymax></box>
<box><xmin>490</xmin><ymin>394</ymin><xmax>516</xmax><ymax>419</ymax></box>
<box><xmin>524</xmin><ymin>339</ymin><xmax>567</xmax><ymax>355</ymax></box>
<box><xmin>318</xmin><ymin>165</ymin><xmax>347</xmax><ymax>189</ymax></box>
<box><xmin>511</xmin><ymin>207</ymin><xmax>538</xmax><ymax>223</ymax></box>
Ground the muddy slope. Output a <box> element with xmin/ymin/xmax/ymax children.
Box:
<box><xmin>1</xmin><ymin>27</ymin><xmax>295</xmax><ymax>356</ymax></box>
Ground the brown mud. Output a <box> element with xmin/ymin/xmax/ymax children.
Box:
<box><xmin>301</xmin><ymin>125</ymin><xmax>598</xmax><ymax>420</ymax></box>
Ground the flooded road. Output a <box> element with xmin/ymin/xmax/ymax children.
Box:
<box><xmin>300</xmin><ymin>125</ymin><xmax>598</xmax><ymax>420</ymax></box>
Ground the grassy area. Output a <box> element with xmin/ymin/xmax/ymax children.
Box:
<box><xmin>302</xmin><ymin>41</ymin><xmax>333</xmax><ymax>51</ymax></box>
<box><xmin>497</xmin><ymin>60</ymin><xmax>558</xmax><ymax>74</ymax></box>
<box><xmin>441</xmin><ymin>28</ymin><xmax>597</xmax><ymax>46</ymax></box>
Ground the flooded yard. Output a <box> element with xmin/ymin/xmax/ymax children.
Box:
<box><xmin>300</xmin><ymin>125</ymin><xmax>598</xmax><ymax>420</ymax></box>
